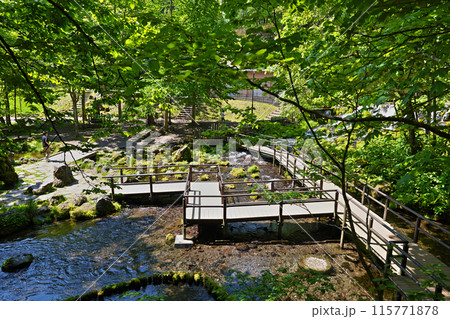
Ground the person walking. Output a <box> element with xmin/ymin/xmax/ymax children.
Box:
<box><xmin>42</xmin><ymin>132</ymin><xmax>51</xmax><ymax>161</ymax></box>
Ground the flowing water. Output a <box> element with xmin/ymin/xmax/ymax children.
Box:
<box><xmin>0</xmin><ymin>152</ymin><xmax>283</xmax><ymax>301</ymax></box>
<box><xmin>0</xmin><ymin>210</ymin><xmax>161</xmax><ymax>301</ymax></box>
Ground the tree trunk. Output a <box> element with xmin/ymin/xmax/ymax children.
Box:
<box><xmin>81</xmin><ymin>90</ymin><xmax>86</xmax><ymax>125</ymax></box>
<box><xmin>4</xmin><ymin>86</ymin><xmax>11</xmax><ymax>126</ymax></box>
<box><xmin>70</xmin><ymin>92</ymin><xmax>79</xmax><ymax>136</ymax></box>
<box><xmin>146</xmin><ymin>113</ymin><xmax>155</xmax><ymax>126</ymax></box>
<box><xmin>118</xmin><ymin>100</ymin><xmax>122</xmax><ymax>119</ymax></box>
<box><xmin>164</xmin><ymin>108</ymin><xmax>169</xmax><ymax>131</ymax></box>
<box><xmin>408</xmin><ymin>128</ymin><xmax>419</xmax><ymax>155</ymax></box>
<box><xmin>13</xmin><ymin>87</ymin><xmax>17</xmax><ymax>122</ymax></box>
<box><xmin>191</xmin><ymin>102</ymin><xmax>196</xmax><ymax>123</ymax></box>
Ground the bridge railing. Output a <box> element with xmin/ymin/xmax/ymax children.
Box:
<box><xmin>254</xmin><ymin>141</ymin><xmax>450</xmax><ymax>253</ymax></box>
<box><xmin>386</xmin><ymin>242</ymin><xmax>447</xmax><ymax>300</ymax></box>
<box><xmin>249</xmin><ymin>143</ymin><xmax>449</xmax><ymax>299</ymax></box>
<box><xmin>184</xmin><ymin>189</ymin><xmax>340</xmax><ymax>221</ymax></box>
<box><xmin>221</xmin><ymin>177</ymin><xmax>322</xmax><ymax>194</ymax></box>
<box><xmin>106</xmin><ymin>164</ymin><xmax>220</xmax><ymax>198</ymax></box>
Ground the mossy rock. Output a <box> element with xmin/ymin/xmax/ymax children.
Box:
<box><xmin>199</xmin><ymin>174</ymin><xmax>209</xmax><ymax>181</ymax></box>
<box><xmin>138</xmin><ymin>276</ymin><xmax>149</xmax><ymax>287</ymax></box>
<box><xmin>129</xmin><ymin>278</ymin><xmax>141</xmax><ymax>291</ymax></box>
<box><xmin>247</xmin><ymin>165</ymin><xmax>260</xmax><ymax>174</ymax></box>
<box><xmin>97</xmin><ymin>290</ymin><xmax>105</xmax><ymax>301</ymax></box>
<box><xmin>224</xmin><ymin>184</ymin><xmax>235</xmax><ymax>189</ymax></box>
<box><xmin>80</xmin><ymin>290</ymin><xmax>98</xmax><ymax>301</ymax></box>
<box><xmin>70</xmin><ymin>202</ymin><xmax>96</xmax><ymax>220</ymax></box>
<box><xmin>186</xmin><ymin>272</ymin><xmax>194</xmax><ymax>285</ymax></box>
<box><xmin>230</xmin><ymin>167</ymin><xmax>246</xmax><ymax>178</ymax></box>
<box><xmin>250</xmin><ymin>172</ymin><xmax>260</xmax><ymax>179</ymax></box>
<box><xmin>153</xmin><ymin>273</ymin><xmax>162</xmax><ymax>285</ymax></box>
<box><xmin>100</xmin><ymin>285</ymin><xmax>115</xmax><ymax>297</ymax></box>
<box><xmin>174</xmin><ymin>174</ymin><xmax>183</xmax><ymax>180</ymax></box>
<box><xmin>193</xmin><ymin>273</ymin><xmax>202</xmax><ymax>285</ymax></box>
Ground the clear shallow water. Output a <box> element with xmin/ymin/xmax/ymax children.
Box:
<box><xmin>105</xmin><ymin>284</ymin><xmax>213</xmax><ymax>301</ymax></box>
<box><xmin>0</xmin><ymin>210</ymin><xmax>158</xmax><ymax>301</ymax></box>
<box><xmin>0</xmin><ymin>153</ymin><xmax>294</xmax><ymax>301</ymax></box>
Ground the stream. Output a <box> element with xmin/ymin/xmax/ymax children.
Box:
<box><xmin>0</xmin><ymin>210</ymin><xmax>162</xmax><ymax>301</ymax></box>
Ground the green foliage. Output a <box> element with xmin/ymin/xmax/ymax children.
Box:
<box><xmin>254</xmin><ymin>121</ymin><xmax>312</xmax><ymax>139</ymax></box>
<box><xmin>342</xmin><ymin>134</ymin><xmax>450</xmax><ymax>219</ymax></box>
<box><xmin>225</xmin><ymin>268</ymin><xmax>335</xmax><ymax>301</ymax></box>
<box><xmin>0</xmin><ymin>201</ymin><xmax>37</xmax><ymax>236</ymax></box>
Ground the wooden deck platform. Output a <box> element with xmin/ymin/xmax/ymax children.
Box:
<box><xmin>184</xmin><ymin>181</ymin><xmax>335</xmax><ymax>223</ymax></box>
<box><xmin>112</xmin><ymin>181</ymin><xmax>186</xmax><ymax>197</ymax></box>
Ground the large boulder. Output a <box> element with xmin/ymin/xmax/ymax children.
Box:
<box><xmin>95</xmin><ymin>196</ymin><xmax>116</xmax><ymax>217</ymax></box>
<box><xmin>2</xmin><ymin>254</ymin><xmax>34</xmax><ymax>272</ymax></box>
<box><xmin>53</xmin><ymin>164</ymin><xmax>75</xmax><ymax>187</ymax></box>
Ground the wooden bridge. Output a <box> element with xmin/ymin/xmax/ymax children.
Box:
<box><xmin>105</xmin><ymin>164</ymin><xmax>339</xmax><ymax>237</ymax></box>
<box><xmin>104</xmin><ymin>144</ymin><xmax>449</xmax><ymax>300</ymax></box>
<box><xmin>246</xmin><ymin>143</ymin><xmax>450</xmax><ymax>301</ymax></box>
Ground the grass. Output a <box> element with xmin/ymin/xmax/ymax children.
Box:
<box><xmin>222</xmin><ymin>100</ymin><xmax>279</xmax><ymax>122</ymax></box>
<box><xmin>168</xmin><ymin>99</ymin><xmax>279</xmax><ymax>122</ymax></box>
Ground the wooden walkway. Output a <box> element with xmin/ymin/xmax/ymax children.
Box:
<box><xmin>105</xmin><ymin>150</ymin><xmax>449</xmax><ymax>300</ymax></box>
<box><xmin>248</xmin><ymin>145</ymin><xmax>450</xmax><ymax>300</ymax></box>
<box><xmin>184</xmin><ymin>181</ymin><xmax>336</xmax><ymax>223</ymax></box>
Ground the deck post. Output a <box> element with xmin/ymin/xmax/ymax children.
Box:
<box><xmin>222</xmin><ymin>200</ymin><xmax>227</xmax><ymax>237</ymax></box>
<box><xmin>155</xmin><ymin>166</ymin><xmax>158</xmax><ymax>182</ymax></box>
<box><xmin>278</xmin><ymin>201</ymin><xmax>283</xmax><ymax>239</ymax></box>
<box><xmin>109</xmin><ymin>177</ymin><xmax>114</xmax><ymax>201</ymax></box>
<box><xmin>434</xmin><ymin>285</ymin><xmax>443</xmax><ymax>301</ymax></box>
<box><xmin>367</xmin><ymin>217</ymin><xmax>374</xmax><ymax>249</ymax></box>
<box><xmin>286</xmin><ymin>152</ymin><xmax>289</xmax><ymax>172</ymax></box>
<box><xmin>272</xmin><ymin>147</ymin><xmax>276</xmax><ymax>166</ymax></box>
<box><xmin>400</xmin><ymin>242</ymin><xmax>409</xmax><ymax>276</ymax></box>
<box><xmin>413</xmin><ymin>217</ymin><xmax>422</xmax><ymax>243</ymax></box>
<box><xmin>278</xmin><ymin>153</ymin><xmax>282</xmax><ymax>174</ymax></box>
<box><xmin>361</xmin><ymin>185</ymin><xmax>366</xmax><ymax>204</ymax></box>
<box><xmin>293</xmin><ymin>157</ymin><xmax>297</xmax><ymax>176</ymax></box>
<box><xmin>384</xmin><ymin>242</ymin><xmax>393</xmax><ymax>277</ymax></box>
<box><xmin>383</xmin><ymin>198</ymin><xmax>390</xmax><ymax>221</ymax></box>
<box><xmin>182</xmin><ymin>196</ymin><xmax>187</xmax><ymax>239</ymax></box>
<box><xmin>334</xmin><ymin>191</ymin><xmax>339</xmax><ymax>221</ymax></box>
<box><xmin>120</xmin><ymin>169</ymin><xmax>123</xmax><ymax>184</ymax></box>
<box><xmin>149</xmin><ymin>175</ymin><xmax>153</xmax><ymax>197</ymax></box>
<box><xmin>340</xmin><ymin>205</ymin><xmax>347</xmax><ymax>248</ymax></box>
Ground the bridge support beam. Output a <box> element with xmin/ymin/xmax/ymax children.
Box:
<box><xmin>278</xmin><ymin>202</ymin><xmax>283</xmax><ymax>239</ymax></box>
<box><xmin>340</xmin><ymin>206</ymin><xmax>348</xmax><ymax>249</ymax></box>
